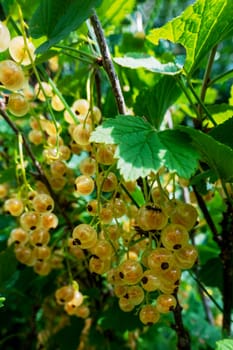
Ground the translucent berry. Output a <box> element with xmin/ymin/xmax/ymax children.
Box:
<box><xmin>174</xmin><ymin>244</ymin><xmax>198</xmax><ymax>269</ymax></box>
<box><xmin>55</xmin><ymin>285</ymin><xmax>75</xmax><ymax>305</ymax></box>
<box><xmin>95</xmin><ymin>144</ymin><xmax>116</xmax><ymax>165</ymax></box>
<box><xmin>75</xmin><ymin>175</ymin><xmax>95</xmax><ymax>196</ymax></box>
<box><xmin>0</xmin><ymin>60</ymin><xmax>25</xmax><ymax>90</ymax></box>
<box><xmin>79</xmin><ymin>157</ymin><xmax>97</xmax><ymax>176</ymax></box>
<box><xmin>9</xmin><ymin>36</ymin><xmax>35</xmax><ymax>65</ymax></box>
<box><xmin>161</xmin><ymin>223</ymin><xmax>189</xmax><ymax>250</ymax></box>
<box><xmin>4</xmin><ymin>198</ymin><xmax>24</xmax><ymax>216</ymax></box>
<box><xmin>141</xmin><ymin>269</ymin><xmax>161</xmax><ymax>292</ymax></box>
<box><xmin>40</xmin><ymin>212</ymin><xmax>58</xmax><ymax>230</ymax></box>
<box><xmin>118</xmin><ymin>259</ymin><xmax>143</xmax><ymax>285</ymax></box>
<box><xmin>30</xmin><ymin>228</ymin><xmax>50</xmax><ymax>247</ymax></box>
<box><xmin>32</xmin><ymin>193</ymin><xmax>54</xmax><ymax>213</ymax></box>
<box><xmin>148</xmin><ymin>248</ymin><xmax>174</xmax><ymax>273</ymax></box>
<box><xmin>118</xmin><ymin>297</ymin><xmax>134</xmax><ymax>312</ymax></box>
<box><xmin>64</xmin><ymin>290</ymin><xmax>84</xmax><ymax>315</ymax></box>
<box><xmin>72</xmin><ymin>224</ymin><xmax>97</xmax><ymax>249</ymax></box>
<box><xmin>20</xmin><ymin>211</ymin><xmax>41</xmax><ymax>231</ymax></box>
<box><xmin>139</xmin><ymin>304</ymin><xmax>160</xmax><ymax>325</ymax></box>
<box><xmin>156</xmin><ymin>294</ymin><xmax>177</xmax><ymax>313</ymax></box>
<box><xmin>124</xmin><ymin>285</ymin><xmax>145</xmax><ymax>305</ymax></box>
<box><xmin>7</xmin><ymin>93</ymin><xmax>29</xmax><ymax>117</ymax></box>
<box><xmin>8</xmin><ymin>227</ymin><xmax>28</xmax><ymax>246</ymax></box>
<box><xmin>91</xmin><ymin>239</ymin><xmax>113</xmax><ymax>260</ymax></box>
<box><xmin>72</xmin><ymin>123</ymin><xmax>92</xmax><ymax>146</ymax></box>
<box><xmin>137</xmin><ymin>204</ymin><xmax>168</xmax><ymax>231</ymax></box>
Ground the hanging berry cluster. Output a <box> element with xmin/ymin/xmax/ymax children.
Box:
<box><xmin>0</xmin><ymin>19</ymin><xmax>199</xmax><ymax>332</ymax></box>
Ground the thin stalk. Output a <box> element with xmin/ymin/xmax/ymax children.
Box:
<box><xmin>186</xmin><ymin>79</ymin><xmax>217</xmax><ymax>126</ymax></box>
<box><xmin>176</xmin><ymin>75</ymin><xmax>200</xmax><ymax>120</ymax></box>
<box><xmin>54</xmin><ymin>44</ymin><xmax>98</xmax><ymax>61</ymax></box>
<box><xmin>200</xmin><ymin>45</ymin><xmax>218</xmax><ymax>105</ymax></box>
<box><xmin>55</xmin><ymin>49</ymin><xmax>95</xmax><ymax>65</ymax></box>
<box><xmin>90</xmin><ymin>11</ymin><xmax>126</xmax><ymax>115</ymax></box>
<box><xmin>189</xmin><ymin>271</ymin><xmax>224</xmax><ymax>313</ymax></box>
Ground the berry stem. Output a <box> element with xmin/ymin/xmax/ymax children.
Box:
<box><xmin>172</xmin><ymin>291</ymin><xmax>191</xmax><ymax>350</ymax></box>
<box><xmin>90</xmin><ymin>11</ymin><xmax>127</xmax><ymax>115</ymax></box>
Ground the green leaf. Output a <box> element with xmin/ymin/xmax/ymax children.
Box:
<box><xmin>198</xmin><ymin>257</ymin><xmax>223</xmax><ymax>292</ymax></box>
<box><xmin>30</xmin><ymin>0</ymin><xmax>100</xmax><ymax>53</ymax></box>
<box><xmin>209</xmin><ymin>117</ymin><xmax>233</xmax><ymax>149</ymax></box>
<box><xmin>206</xmin><ymin>104</ymin><xmax>233</xmax><ymax>127</ymax></box>
<box><xmin>134</xmin><ymin>75</ymin><xmax>182</xmax><ymax>128</ymax></box>
<box><xmin>147</xmin><ymin>0</ymin><xmax>233</xmax><ymax>74</ymax></box>
<box><xmin>91</xmin><ymin>116</ymin><xmax>199</xmax><ymax>181</ymax></box>
<box><xmin>0</xmin><ymin>247</ymin><xmax>17</xmax><ymax>287</ymax></box>
<box><xmin>179</xmin><ymin>126</ymin><xmax>233</xmax><ymax>182</ymax></box>
<box><xmin>97</xmin><ymin>0</ymin><xmax>135</xmax><ymax>28</ymax></box>
<box><xmin>114</xmin><ymin>54</ymin><xmax>182</xmax><ymax>75</ymax></box>
<box><xmin>216</xmin><ymin>339</ymin><xmax>233</xmax><ymax>350</ymax></box>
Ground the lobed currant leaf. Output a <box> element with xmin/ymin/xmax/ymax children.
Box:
<box><xmin>91</xmin><ymin>115</ymin><xmax>199</xmax><ymax>181</ymax></box>
<box><xmin>147</xmin><ymin>0</ymin><xmax>233</xmax><ymax>74</ymax></box>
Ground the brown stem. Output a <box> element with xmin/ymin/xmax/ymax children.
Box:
<box><xmin>0</xmin><ymin>107</ymin><xmax>73</xmax><ymax>228</ymax></box>
<box><xmin>172</xmin><ymin>291</ymin><xmax>191</xmax><ymax>350</ymax></box>
<box><xmin>90</xmin><ymin>11</ymin><xmax>127</xmax><ymax>115</ymax></box>
<box><xmin>220</xmin><ymin>201</ymin><xmax>233</xmax><ymax>336</ymax></box>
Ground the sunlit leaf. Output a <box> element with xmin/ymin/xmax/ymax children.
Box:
<box><xmin>91</xmin><ymin>116</ymin><xmax>199</xmax><ymax>180</ymax></box>
<box><xmin>206</xmin><ymin>104</ymin><xmax>233</xmax><ymax>127</ymax></box>
<box><xmin>216</xmin><ymin>339</ymin><xmax>233</xmax><ymax>350</ymax></box>
<box><xmin>114</xmin><ymin>54</ymin><xmax>182</xmax><ymax>75</ymax></box>
<box><xmin>147</xmin><ymin>0</ymin><xmax>233</xmax><ymax>74</ymax></box>
<box><xmin>97</xmin><ymin>0</ymin><xmax>135</xmax><ymax>27</ymax></box>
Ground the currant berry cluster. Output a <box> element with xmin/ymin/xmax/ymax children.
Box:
<box><xmin>0</xmin><ymin>19</ymin><xmax>199</xmax><ymax>328</ymax></box>
<box><xmin>69</xmin><ymin>193</ymin><xmax>198</xmax><ymax>325</ymax></box>
<box><xmin>55</xmin><ymin>282</ymin><xmax>90</xmax><ymax>319</ymax></box>
<box><xmin>6</xmin><ymin>190</ymin><xmax>61</xmax><ymax>276</ymax></box>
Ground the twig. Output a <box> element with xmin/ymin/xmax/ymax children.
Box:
<box><xmin>0</xmin><ymin>107</ymin><xmax>73</xmax><ymax>228</ymax></box>
<box><xmin>90</xmin><ymin>11</ymin><xmax>127</xmax><ymax>115</ymax></box>
<box><xmin>172</xmin><ymin>291</ymin><xmax>191</xmax><ymax>350</ymax></box>
<box><xmin>189</xmin><ymin>271</ymin><xmax>224</xmax><ymax>313</ymax></box>
<box><xmin>193</xmin><ymin>186</ymin><xmax>221</xmax><ymax>246</ymax></box>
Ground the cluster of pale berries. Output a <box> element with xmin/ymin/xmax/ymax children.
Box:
<box><xmin>69</xmin><ymin>189</ymin><xmax>198</xmax><ymax>325</ymax></box>
<box><xmin>0</xmin><ymin>21</ymin><xmax>199</xmax><ymax>326</ymax></box>
<box><xmin>4</xmin><ymin>191</ymin><xmax>60</xmax><ymax>276</ymax></box>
